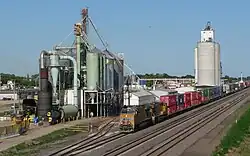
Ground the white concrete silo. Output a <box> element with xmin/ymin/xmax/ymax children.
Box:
<box><xmin>194</xmin><ymin>47</ymin><xmax>198</xmax><ymax>84</ymax></box>
<box><xmin>214</xmin><ymin>43</ymin><xmax>221</xmax><ymax>85</ymax></box>
<box><xmin>196</xmin><ymin>21</ymin><xmax>221</xmax><ymax>86</ymax></box>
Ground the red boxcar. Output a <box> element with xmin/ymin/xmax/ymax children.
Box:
<box><xmin>197</xmin><ymin>91</ymin><xmax>202</xmax><ymax>104</ymax></box>
<box><xmin>191</xmin><ymin>91</ymin><xmax>199</xmax><ymax>105</ymax></box>
<box><xmin>160</xmin><ymin>94</ymin><xmax>177</xmax><ymax>114</ymax></box>
<box><xmin>184</xmin><ymin>92</ymin><xmax>191</xmax><ymax>108</ymax></box>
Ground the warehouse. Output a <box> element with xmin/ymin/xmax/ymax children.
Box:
<box><xmin>124</xmin><ymin>90</ymin><xmax>154</xmax><ymax>106</ymax></box>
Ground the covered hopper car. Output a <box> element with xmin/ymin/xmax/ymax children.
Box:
<box><xmin>120</xmin><ymin>81</ymin><xmax>250</xmax><ymax>133</ymax></box>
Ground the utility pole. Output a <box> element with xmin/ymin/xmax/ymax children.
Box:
<box><xmin>13</xmin><ymin>81</ymin><xmax>16</xmax><ymax>114</ymax></box>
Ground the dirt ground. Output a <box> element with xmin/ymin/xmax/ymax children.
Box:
<box><xmin>38</xmin><ymin>119</ymin><xmax>108</xmax><ymax>156</ymax></box>
<box><xmin>0</xmin><ymin>117</ymin><xmax>111</xmax><ymax>153</ymax></box>
<box><xmin>181</xmin><ymin>98</ymin><xmax>250</xmax><ymax>156</ymax></box>
<box><xmin>0</xmin><ymin>121</ymin><xmax>12</xmax><ymax>127</ymax></box>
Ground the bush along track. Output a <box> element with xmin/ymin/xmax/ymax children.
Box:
<box><xmin>213</xmin><ymin>104</ymin><xmax>250</xmax><ymax>156</ymax></box>
<box><xmin>0</xmin><ymin>125</ymin><xmax>88</xmax><ymax>156</ymax></box>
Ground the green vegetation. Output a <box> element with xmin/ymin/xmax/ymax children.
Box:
<box><xmin>0</xmin><ymin>73</ymin><xmax>39</xmax><ymax>88</ymax></box>
<box><xmin>212</xmin><ymin>106</ymin><xmax>250</xmax><ymax>155</ymax></box>
<box><xmin>0</xmin><ymin>125</ymin><xmax>88</xmax><ymax>156</ymax></box>
<box><xmin>0</xmin><ymin>72</ymin><xmax>246</xmax><ymax>88</ymax></box>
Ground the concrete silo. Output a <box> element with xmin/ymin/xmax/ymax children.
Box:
<box><xmin>196</xmin><ymin>21</ymin><xmax>221</xmax><ymax>87</ymax></box>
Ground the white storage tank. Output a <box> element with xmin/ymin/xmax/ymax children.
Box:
<box><xmin>197</xmin><ymin>42</ymin><xmax>216</xmax><ymax>86</ymax></box>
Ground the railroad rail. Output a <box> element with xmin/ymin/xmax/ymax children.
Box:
<box><xmin>59</xmin><ymin>88</ymin><xmax>249</xmax><ymax>156</ymax></box>
<box><xmin>141</xmin><ymin>95</ymin><xmax>246</xmax><ymax>156</ymax></box>
<box><xmin>102</xmin><ymin>90</ymin><xmax>249</xmax><ymax>156</ymax></box>
<box><xmin>48</xmin><ymin>117</ymin><xmax>119</xmax><ymax>156</ymax></box>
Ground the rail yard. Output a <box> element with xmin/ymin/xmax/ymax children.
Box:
<box><xmin>0</xmin><ymin>6</ymin><xmax>250</xmax><ymax>156</ymax></box>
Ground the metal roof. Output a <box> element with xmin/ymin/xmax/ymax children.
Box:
<box><xmin>91</xmin><ymin>47</ymin><xmax>102</xmax><ymax>53</ymax></box>
<box><xmin>175</xmin><ymin>87</ymin><xmax>195</xmax><ymax>93</ymax></box>
<box><xmin>102</xmin><ymin>50</ymin><xmax>114</xmax><ymax>59</ymax></box>
<box><xmin>149</xmin><ymin>90</ymin><xmax>172</xmax><ymax>98</ymax></box>
<box><xmin>132</xmin><ymin>90</ymin><xmax>152</xmax><ymax>97</ymax></box>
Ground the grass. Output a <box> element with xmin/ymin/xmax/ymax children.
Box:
<box><xmin>212</xmin><ymin>105</ymin><xmax>250</xmax><ymax>156</ymax></box>
<box><xmin>0</xmin><ymin>124</ymin><xmax>88</xmax><ymax>156</ymax></box>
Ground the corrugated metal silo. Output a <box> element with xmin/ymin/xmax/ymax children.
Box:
<box><xmin>99</xmin><ymin>54</ymin><xmax>105</xmax><ymax>90</ymax></box>
<box><xmin>197</xmin><ymin>42</ymin><xmax>216</xmax><ymax>86</ymax></box>
<box><xmin>86</xmin><ymin>52</ymin><xmax>99</xmax><ymax>90</ymax></box>
<box><xmin>117</xmin><ymin>53</ymin><xmax>124</xmax><ymax>92</ymax></box>
<box><xmin>103</xmin><ymin>51</ymin><xmax>114</xmax><ymax>91</ymax></box>
<box><xmin>113</xmin><ymin>54</ymin><xmax>124</xmax><ymax>92</ymax></box>
<box><xmin>214</xmin><ymin>43</ymin><xmax>221</xmax><ymax>86</ymax></box>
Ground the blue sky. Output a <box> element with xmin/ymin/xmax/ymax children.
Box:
<box><xmin>0</xmin><ymin>0</ymin><xmax>249</xmax><ymax>77</ymax></box>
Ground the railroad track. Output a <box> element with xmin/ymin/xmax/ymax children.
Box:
<box><xmin>141</xmin><ymin>94</ymin><xmax>247</xmax><ymax>156</ymax></box>
<box><xmin>48</xmin><ymin>117</ymin><xmax>120</xmax><ymax>156</ymax></box>
<box><xmin>100</xmin><ymin>90</ymin><xmax>249</xmax><ymax>156</ymax></box>
<box><xmin>49</xmin><ymin>89</ymin><xmax>249</xmax><ymax>156</ymax></box>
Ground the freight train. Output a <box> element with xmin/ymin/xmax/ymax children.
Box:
<box><xmin>119</xmin><ymin>81</ymin><xmax>250</xmax><ymax>133</ymax></box>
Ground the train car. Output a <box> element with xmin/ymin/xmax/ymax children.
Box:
<box><xmin>119</xmin><ymin>103</ymin><xmax>161</xmax><ymax>133</ymax></box>
<box><xmin>120</xmin><ymin>90</ymin><xmax>161</xmax><ymax>133</ymax></box>
<box><xmin>160</xmin><ymin>94</ymin><xmax>177</xmax><ymax>115</ymax></box>
<box><xmin>119</xmin><ymin>105</ymin><xmax>137</xmax><ymax>132</ymax></box>
<box><xmin>120</xmin><ymin>80</ymin><xmax>250</xmax><ymax>133</ymax></box>
<box><xmin>176</xmin><ymin>93</ymin><xmax>185</xmax><ymax>111</ymax></box>
<box><xmin>183</xmin><ymin>92</ymin><xmax>191</xmax><ymax>108</ymax></box>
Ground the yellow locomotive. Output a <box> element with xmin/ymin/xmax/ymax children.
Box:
<box><xmin>119</xmin><ymin>103</ymin><xmax>162</xmax><ymax>133</ymax></box>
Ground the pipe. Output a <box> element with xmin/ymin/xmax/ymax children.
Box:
<box><xmin>76</xmin><ymin>36</ymin><xmax>81</xmax><ymax>75</ymax></box>
<box><xmin>59</xmin><ymin>55</ymin><xmax>78</xmax><ymax>107</ymax></box>
<box><xmin>40</xmin><ymin>50</ymin><xmax>50</xmax><ymax>69</ymax></box>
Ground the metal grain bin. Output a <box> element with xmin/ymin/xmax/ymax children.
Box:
<box><xmin>86</xmin><ymin>52</ymin><xmax>99</xmax><ymax>90</ymax></box>
<box><xmin>99</xmin><ymin>54</ymin><xmax>105</xmax><ymax>90</ymax></box>
<box><xmin>103</xmin><ymin>51</ymin><xmax>114</xmax><ymax>91</ymax></box>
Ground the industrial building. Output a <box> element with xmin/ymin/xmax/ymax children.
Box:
<box><xmin>37</xmin><ymin>8</ymin><xmax>124</xmax><ymax>122</ymax></box>
<box><xmin>0</xmin><ymin>91</ymin><xmax>18</xmax><ymax>100</ymax></box>
<box><xmin>194</xmin><ymin>22</ymin><xmax>222</xmax><ymax>86</ymax></box>
<box><xmin>123</xmin><ymin>90</ymin><xmax>154</xmax><ymax>106</ymax></box>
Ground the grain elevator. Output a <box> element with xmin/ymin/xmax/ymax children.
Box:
<box><xmin>194</xmin><ymin>22</ymin><xmax>221</xmax><ymax>86</ymax></box>
<box><xmin>37</xmin><ymin>8</ymin><xmax>124</xmax><ymax>123</ymax></box>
